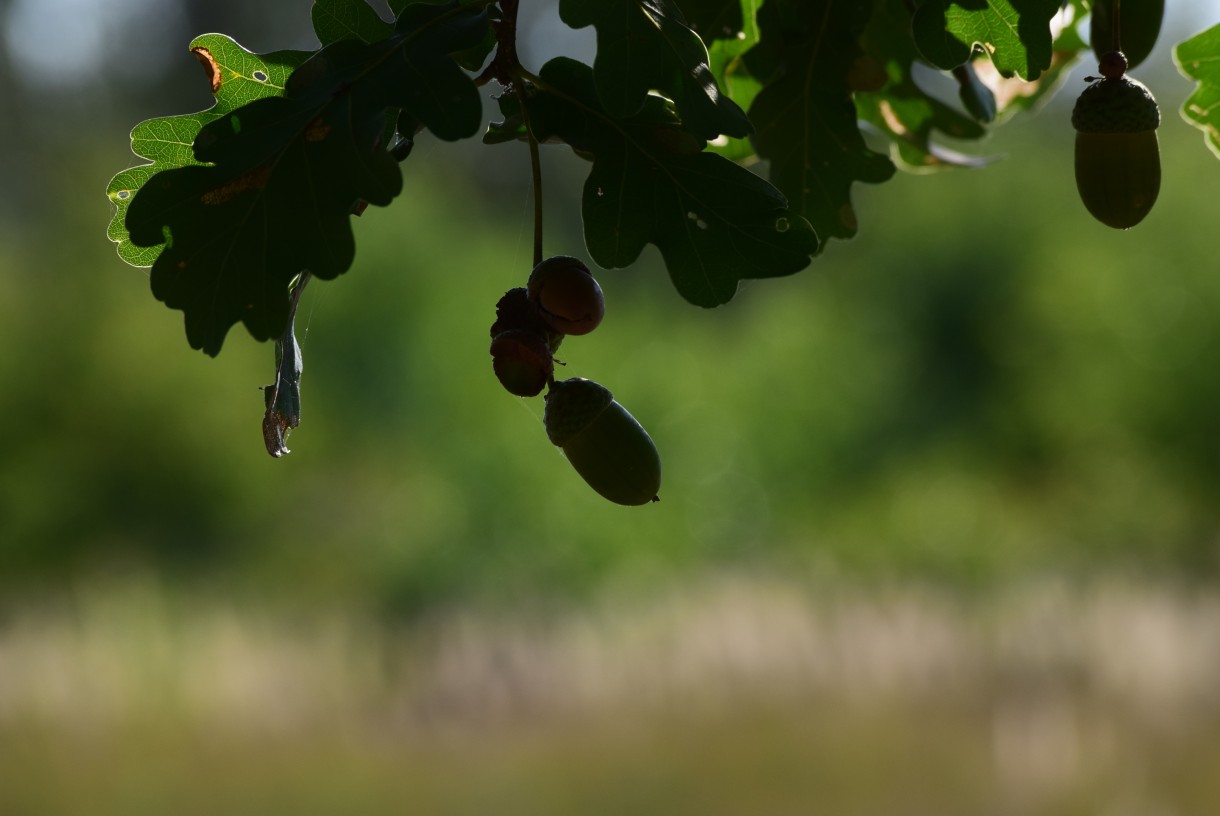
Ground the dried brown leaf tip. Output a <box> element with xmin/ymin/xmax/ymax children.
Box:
<box><xmin>192</xmin><ymin>46</ymin><xmax>222</xmax><ymax>94</ymax></box>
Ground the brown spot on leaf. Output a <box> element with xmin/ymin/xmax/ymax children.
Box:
<box><xmin>201</xmin><ymin>165</ymin><xmax>273</xmax><ymax>205</ymax></box>
<box><xmin>305</xmin><ymin>116</ymin><xmax>332</xmax><ymax>142</ymax></box>
<box><xmin>192</xmin><ymin>46</ymin><xmax>222</xmax><ymax>94</ymax></box>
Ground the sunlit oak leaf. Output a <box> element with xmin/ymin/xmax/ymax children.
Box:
<box><xmin>559</xmin><ymin>0</ymin><xmax>752</xmax><ymax>141</ymax></box>
<box><xmin>125</xmin><ymin>2</ymin><xmax>490</xmax><ymax>356</ymax></box>
<box><xmin>1174</xmin><ymin>23</ymin><xmax>1220</xmax><ymax>160</ymax></box>
<box><xmin>106</xmin><ymin>35</ymin><xmax>311</xmax><ymax>267</ymax></box>
<box><xmin>971</xmin><ymin>0</ymin><xmax>1088</xmax><ymax>120</ymax></box>
<box><xmin>856</xmin><ymin>0</ymin><xmax>989</xmax><ymax>173</ymax></box>
<box><xmin>745</xmin><ymin>0</ymin><xmax>894</xmax><ymax>241</ymax></box>
<box><xmin>912</xmin><ymin>0</ymin><xmax>1062</xmax><ymax>81</ymax></box>
<box><xmin>527</xmin><ymin>58</ymin><xmax>817</xmax><ymax>308</ymax></box>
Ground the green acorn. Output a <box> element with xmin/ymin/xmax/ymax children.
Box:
<box><xmin>544</xmin><ymin>378</ymin><xmax>661</xmax><ymax>506</ymax></box>
<box><xmin>1072</xmin><ymin>52</ymin><xmax>1160</xmax><ymax>230</ymax></box>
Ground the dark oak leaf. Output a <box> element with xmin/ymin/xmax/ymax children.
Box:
<box><xmin>745</xmin><ymin>0</ymin><xmax>895</xmax><ymax>242</ymax></box>
<box><xmin>123</xmin><ymin>2</ymin><xmax>490</xmax><ymax>356</ymax></box>
<box><xmin>527</xmin><ymin>57</ymin><xmax>817</xmax><ymax>308</ymax></box>
<box><xmin>559</xmin><ymin>0</ymin><xmax>752</xmax><ymax>140</ymax></box>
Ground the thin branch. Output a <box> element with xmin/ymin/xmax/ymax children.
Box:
<box><xmin>489</xmin><ymin>0</ymin><xmax>543</xmax><ymax>266</ymax></box>
<box><xmin>518</xmin><ymin>85</ymin><xmax>544</xmax><ymax>267</ymax></box>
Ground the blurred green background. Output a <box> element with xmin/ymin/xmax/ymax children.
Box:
<box><xmin>2</xmin><ymin>1</ymin><xmax>1220</xmax><ymax>813</ymax></box>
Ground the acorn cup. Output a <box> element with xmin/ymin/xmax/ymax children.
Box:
<box><xmin>544</xmin><ymin>378</ymin><xmax>661</xmax><ymax>506</ymax></box>
<box><xmin>1072</xmin><ymin>51</ymin><xmax>1160</xmax><ymax>230</ymax></box>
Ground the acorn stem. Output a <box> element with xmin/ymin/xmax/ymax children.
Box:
<box><xmin>516</xmin><ymin>82</ymin><xmax>544</xmax><ymax>268</ymax></box>
<box><xmin>1111</xmin><ymin>0</ymin><xmax>1122</xmax><ymax>53</ymax></box>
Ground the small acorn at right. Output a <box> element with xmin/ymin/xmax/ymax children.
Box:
<box><xmin>1072</xmin><ymin>51</ymin><xmax>1160</xmax><ymax>230</ymax></box>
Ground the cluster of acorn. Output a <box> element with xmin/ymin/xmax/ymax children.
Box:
<box><xmin>490</xmin><ymin>256</ymin><xmax>661</xmax><ymax>506</ymax></box>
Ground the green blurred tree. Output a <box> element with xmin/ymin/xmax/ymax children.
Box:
<box><xmin>100</xmin><ymin>0</ymin><xmax>1220</xmax><ymax>509</ymax></box>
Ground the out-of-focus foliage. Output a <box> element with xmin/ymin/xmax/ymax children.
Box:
<box><xmin>1175</xmin><ymin>22</ymin><xmax>1220</xmax><ymax>159</ymax></box>
<box><xmin>3</xmin><ymin>3</ymin><xmax>1220</xmax><ymax>811</ymax></box>
<box><xmin>1</xmin><ymin>0</ymin><xmax>1217</xmax><ymax>611</ymax></box>
<box><xmin>857</xmin><ymin>0</ymin><xmax>989</xmax><ymax>172</ymax></box>
<box><xmin>8</xmin><ymin>62</ymin><xmax>1220</xmax><ymax>611</ymax></box>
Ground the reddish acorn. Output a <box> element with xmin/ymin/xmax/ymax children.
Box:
<box><xmin>527</xmin><ymin>256</ymin><xmax>605</xmax><ymax>336</ymax></box>
<box><xmin>491</xmin><ymin>329</ymin><xmax>553</xmax><ymax>397</ymax></box>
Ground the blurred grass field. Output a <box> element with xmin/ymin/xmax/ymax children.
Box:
<box><xmin>3</xmin><ymin>2</ymin><xmax>1220</xmax><ymax>812</ymax></box>
<box><xmin>2</xmin><ymin>576</ymin><xmax>1220</xmax><ymax>815</ymax></box>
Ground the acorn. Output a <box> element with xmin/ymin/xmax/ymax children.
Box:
<box><xmin>544</xmin><ymin>378</ymin><xmax>661</xmax><ymax>506</ymax></box>
<box><xmin>491</xmin><ymin>329</ymin><xmax>553</xmax><ymax>397</ymax></box>
<box><xmin>527</xmin><ymin>256</ymin><xmax>605</xmax><ymax>336</ymax></box>
<box><xmin>1072</xmin><ymin>52</ymin><xmax>1160</xmax><ymax>230</ymax></box>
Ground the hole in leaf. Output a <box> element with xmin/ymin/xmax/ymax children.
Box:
<box><xmin>775</xmin><ymin>217</ymin><xmax>790</xmax><ymax>233</ymax></box>
<box><xmin>253</xmin><ymin>70</ymin><xmax>268</xmax><ymax>83</ymax></box>
<box><xmin>116</xmin><ymin>190</ymin><xmax>131</xmax><ymax>200</ymax></box>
